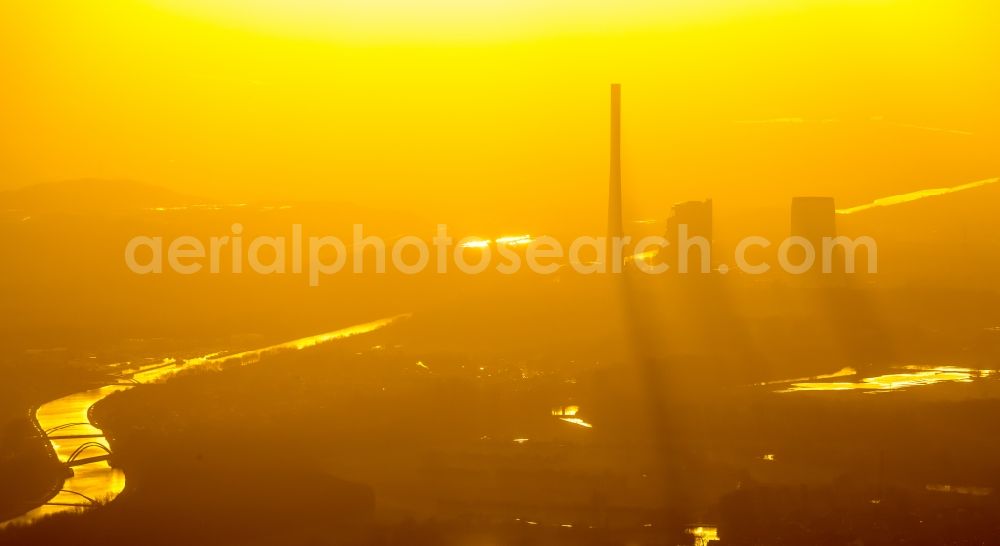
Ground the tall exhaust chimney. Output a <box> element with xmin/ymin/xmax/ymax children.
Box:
<box><xmin>608</xmin><ymin>83</ymin><xmax>624</xmax><ymax>240</ymax></box>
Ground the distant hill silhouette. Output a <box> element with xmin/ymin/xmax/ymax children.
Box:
<box><xmin>0</xmin><ymin>179</ymin><xmax>201</xmax><ymax>213</ymax></box>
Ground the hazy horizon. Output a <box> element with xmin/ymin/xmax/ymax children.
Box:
<box><xmin>4</xmin><ymin>2</ymin><xmax>1000</xmax><ymax>545</ymax></box>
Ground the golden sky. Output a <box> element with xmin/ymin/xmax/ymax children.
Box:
<box><xmin>2</xmin><ymin>0</ymin><xmax>998</xmax><ymax>225</ymax></box>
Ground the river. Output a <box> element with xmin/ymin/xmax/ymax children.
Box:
<box><xmin>0</xmin><ymin>314</ymin><xmax>408</xmax><ymax>528</ymax></box>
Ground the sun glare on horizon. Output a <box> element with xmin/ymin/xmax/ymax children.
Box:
<box><xmin>149</xmin><ymin>0</ymin><xmax>890</xmax><ymax>41</ymax></box>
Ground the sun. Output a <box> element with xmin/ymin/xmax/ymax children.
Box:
<box><xmin>152</xmin><ymin>0</ymin><xmax>553</xmax><ymax>41</ymax></box>
<box><xmin>147</xmin><ymin>0</ymin><xmax>878</xmax><ymax>42</ymax></box>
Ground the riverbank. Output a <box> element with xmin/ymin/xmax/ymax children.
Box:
<box><xmin>0</xmin><ymin>406</ymin><xmax>67</xmax><ymax>523</ymax></box>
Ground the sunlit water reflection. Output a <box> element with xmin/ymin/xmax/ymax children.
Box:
<box><xmin>686</xmin><ymin>525</ymin><xmax>720</xmax><ymax>545</ymax></box>
<box><xmin>1</xmin><ymin>315</ymin><xmax>407</xmax><ymax>528</ymax></box>
<box><xmin>926</xmin><ymin>484</ymin><xmax>993</xmax><ymax>496</ymax></box>
<box><xmin>777</xmin><ymin>365</ymin><xmax>996</xmax><ymax>393</ymax></box>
